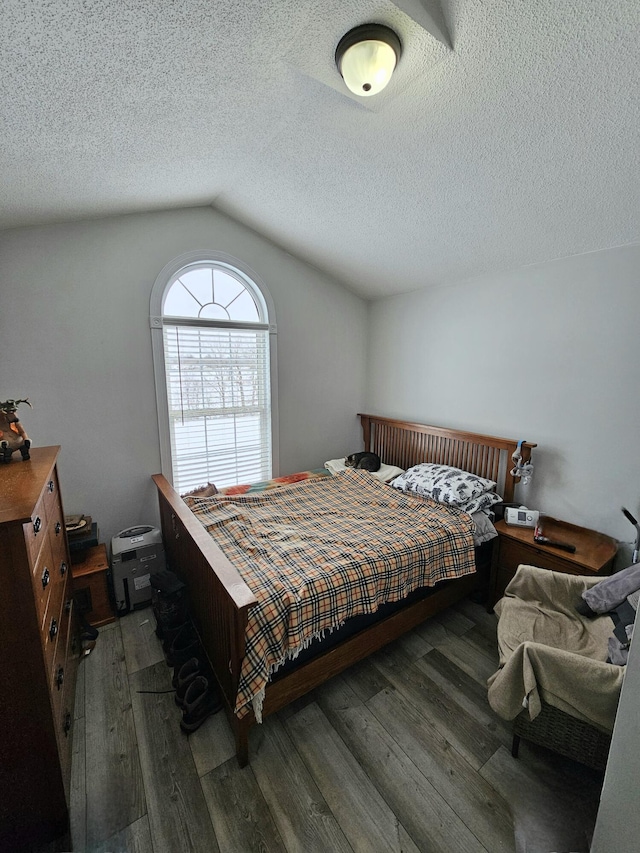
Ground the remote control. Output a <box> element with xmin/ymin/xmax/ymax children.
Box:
<box><xmin>533</xmin><ymin>534</ymin><xmax>576</xmax><ymax>553</ymax></box>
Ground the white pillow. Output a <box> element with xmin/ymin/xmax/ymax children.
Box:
<box><xmin>390</xmin><ymin>463</ymin><xmax>498</xmax><ymax>510</ymax></box>
<box><xmin>324</xmin><ymin>458</ymin><xmax>405</xmax><ymax>483</ymax></box>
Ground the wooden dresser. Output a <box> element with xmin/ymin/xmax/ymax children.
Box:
<box><xmin>0</xmin><ymin>446</ymin><xmax>80</xmax><ymax>850</ymax></box>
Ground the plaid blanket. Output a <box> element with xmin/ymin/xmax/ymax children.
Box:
<box><xmin>185</xmin><ymin>469</ymin><xmax>476</xmax><ymax>719</ymax></box>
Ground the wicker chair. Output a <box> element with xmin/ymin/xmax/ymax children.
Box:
<box><xmin>511</xmin><ymin>700</ymin><xmax>611</xmax><ymax>771</ymax></box>
<box><xmin>488</xmin><ymin>565</ymin><xmax>624</xmax><ymax>773</ymax></box>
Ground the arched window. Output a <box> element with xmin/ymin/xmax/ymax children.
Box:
<box><xmin>150</xmin><ymin>252</ymin><xmax>278</xmax><ymax>494</ymax></box>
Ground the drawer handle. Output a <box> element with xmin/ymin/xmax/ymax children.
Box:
<box><xmin>64</xmin><ymin>598</ymin><xmax>72</xmax><ymax>614</ymax></box>
<box><xmin>56</xmin><ymin>666</ymin><xmax>64</xmax><ymax>690</ymax></box>
<box><xmin>55</xmin><ymin>521</ymin><xmax>62</xmax><ymax>535</ymax></box>
<box><xmin>48</xmin><ymin>480</ymin><xmax>55</xmax><ymax>493</ymax></box>
<box><xmin>71</xmin><ymin>634</ymin><xmax>78</xmax><ymax>655</ymax></box>
<box><xmin>41</xmin><ymin>568</ymin><xmax>50</xmax><ymax>589</ymax></box>
<box><xmin>49</xmin><ymin>618</ymin><xmax>58</xmax><ymax>642</ymax></box>
<box><xmin>60</xmin><ymin>560</ymin><xmax>67</xmax><ymax>577</ymax></box>
<box><xmin>33</xmin><ymin>516</ymin><xmax>42</xmax><ymax>535</ymax></box>
<box><xmin>63</xmin><ymin>712</ymin><xmax>72</xmax><ymax>737</ymax></box>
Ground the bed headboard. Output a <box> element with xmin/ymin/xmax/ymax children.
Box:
<box><xmin>359</xmin><ymin>414</ymin><xmax>536</xmax><ymax>504</ymax></box>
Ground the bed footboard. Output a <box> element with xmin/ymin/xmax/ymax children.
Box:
<box><xmin>152</xmin><ymin>474</ymin><xmax>257</xmax><ymax>760</ymax></box>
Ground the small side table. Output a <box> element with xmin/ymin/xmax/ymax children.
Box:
<box><xmin>71</xmin><ymin>543</ymin><xmax>116</xmax><ymax>627</ymax></box>
<box><xmin>489</xmin><ymin>516</ymin><xmax>617</xmax><ymax>608</ymax></box>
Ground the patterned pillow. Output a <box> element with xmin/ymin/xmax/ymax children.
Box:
<box><xmin>390</xmin><ymin>463</ymin><xmax>498</xmax><ymax>512</ymax></box>
<box><xmin>461</xmin><ymin>491</ymin><xmax>503</xmax><ymax>515</ymax></box>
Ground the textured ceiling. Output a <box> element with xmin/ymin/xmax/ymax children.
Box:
<box><xmin>2</xmin><ymin>1</ymin><xmax>639</xmax><ymax>298</ymax></box>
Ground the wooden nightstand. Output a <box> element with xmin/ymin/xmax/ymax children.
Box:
<box><xmin>489</xmin><ymin>516</ymin><xmax>617</xmax><ymax>608</ymax></box>
<box><xmin>71</xmin><ymin>543</ymin><xmax>115</xmax><ymax>627</ymax></box>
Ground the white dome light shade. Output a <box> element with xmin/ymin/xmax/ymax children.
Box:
<box><xmin>336</xmin><ymin>25</ymin><xmax>402</xmax><ymax>97</ymax></box>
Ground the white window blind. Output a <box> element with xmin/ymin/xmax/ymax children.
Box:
<box><xmin>163</xmin><ymin>323</ymin><xmax>271</xmax><ymax>494</ymax></box>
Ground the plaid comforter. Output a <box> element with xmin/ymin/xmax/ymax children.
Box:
<box><xmin>185</xmin><ymin>469</ymin><xmax>476</xmax><ymax>719</ymax></box>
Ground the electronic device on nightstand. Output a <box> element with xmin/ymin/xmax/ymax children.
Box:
<box><xmin>504</xmin><ymin>505</ymin><xmax>540</xmax><ymax>528</ymax></box>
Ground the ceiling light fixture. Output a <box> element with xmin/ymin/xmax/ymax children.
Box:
<box><xmin>335</xmin><ymin>24</ymin><xmax>402</xmax><ymax>97</ymax></box>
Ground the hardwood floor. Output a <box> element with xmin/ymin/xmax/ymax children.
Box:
<box><xmin>70</xmin><ymin>600</ymin><xmax>603</xmax><ymax>853</ymax></box>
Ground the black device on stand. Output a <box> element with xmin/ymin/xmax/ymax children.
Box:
<box><xmin>533</xmin><ymin>520</ymin><xmax>576</xmax><ymax>553</ymax></box>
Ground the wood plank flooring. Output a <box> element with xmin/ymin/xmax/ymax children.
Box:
<box><xmin>70</xmin><ymin>599</ymin><xmax>604</xmax><ymax>853</ymax></box>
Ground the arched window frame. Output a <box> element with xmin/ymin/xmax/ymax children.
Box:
<box><xmin>150</xmin><ymin>250</ymin><xmax>279</xmax><ymax>490</ymax></box>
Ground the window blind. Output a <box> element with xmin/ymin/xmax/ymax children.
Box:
<box><xmin>163</xmin><ymin>323</ymin><xmax>271</xmax><ymax>494</ymax></box>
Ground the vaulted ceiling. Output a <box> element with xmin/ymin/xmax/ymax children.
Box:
<box><xmin>2</xmin><ymin>1</ymin><xmax>639</xmax><ymax>298</ymax></box>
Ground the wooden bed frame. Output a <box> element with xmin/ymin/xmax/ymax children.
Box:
<box><xmin>152</xmin><ymin>414</ymin><xmax>535</xmax><ymax>765</ymax></box>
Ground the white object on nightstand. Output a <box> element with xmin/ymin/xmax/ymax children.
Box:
<box><xmin>504</xmin><ymin>506</ymin><xmax>540</xmax><ymax>528</ymax></box>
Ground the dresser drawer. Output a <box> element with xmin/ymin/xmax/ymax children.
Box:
<box><xmin>55</xmin><ymin>600</ymin><xmax>79</xmax><ymax>801</ymax></box>
<box><xmin>56</xmin><ymin>699</ymin><xmax>75</xmax><ymax>798</ymax></box>
<box><xmin>49</xmin><ymin>522</ymin><xmax>70</xmax><ymax>587</ymax></box>
<box><xmin>33</xmin><ymin>537</ymin><xmax>55</xmax><ymax>632</ymax></box>
<box><xmin>50</xmin><ymin>595</ymin><xmax>74</xmax><ymax>723</ymax></box>
<box><xmin>498</xmin><ymin>538</ymin><xmax>577</xmax><ymax>575</ymax></box>
<box><xmin>24</xmin><ymin>492</ymin><xmax>49</xmax><ymax>568</ymax></box>
<box><xmin>42</xmin><ymin>576</ymin><xmax>66</xmax><ymax>676</ymax></box>
<box><xmin>41</xmin><ymin>470</ymin><xmax>61</xmax><ymax>522</ymax></box>
<box><xmin>46</xmin><ymin>495</ymin><xmax>67</xmax><ymax>560</ymax></box>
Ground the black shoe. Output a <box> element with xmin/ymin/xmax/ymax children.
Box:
<box><xmin>173</xmin><ymin>657</ymin><xmax>201</xmax><ymax>708</ymax></box>
<box><xmin>172</xmin><ymin>655</ymin><xmax>199</xmax><ymax>689</ymax></box>
<box><xmin>180</xmin><ymin>676</ymin><xmax>222</xmax><ymax>733</ymax></box>
<box><xmin>174</xmin><ymin>657</ymin><xmax>214</xmax><ymax>708</ymax></box>
<box><xmin>164</xmin><ymin>622</ymin><xmax>200</xmax><ymax>668</ymax></box>
<box><xmin>150</xmin><ymin>570</ymin><xmax>186</xmax><ymax>597</ymax></box>
<box><xmin>161</xmin><ymin>620</ymin><xmax>191</xmax><ymax>651</ymax></box>
<box><xmin>154</xmin><ymin>599</ymin><xmax>190</xmax><ymax>639</ymax></box>
<box><xmin>151</xmin><ymin>571</ymin><xmax>189</xmax><ymax>638</ymax></box>
<box><xmin>79</xmin><ymin>614</ymin><xmax>99</xmax><ymax>642</ymax></box>
<box><xmin>81</xmin><ymin>625</ymin><xmax>99</xmax><ymax>641</ymax></box>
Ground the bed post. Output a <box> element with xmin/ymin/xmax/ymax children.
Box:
<box><xmin>232</xmin><ymin>715</ymin><xmax>253</xmax><ymax>768</ymax></box>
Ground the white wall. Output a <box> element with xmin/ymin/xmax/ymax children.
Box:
<box><xmin>591</xmin><ymin>606</ymin><xmax>640</xmax><ymax>852</ymax></box>
<box><xmin>367</xmin><ymin>244</ymin><xmax>640</xmax><ymax>555</ymax></box>
<box><xmin>366</xmin><ymin>244</ymin><xmax>640</xmax><ymax>848</ymax></box>
<box><xmin>0</xmin><ymin>207</ymin><xmax>367</xmax><ymax>543</ymax></box>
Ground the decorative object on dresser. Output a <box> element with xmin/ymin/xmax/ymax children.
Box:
<box><xmin>489</xmin><ymin>516</ymin><xmax>617</xmax><ymax>608</ymax></box>
<box><xmin>0</xmin><ymin>397</ymin><xmax>32</xmax><ymax>463</ymax></box>
<box><xmin>153</xmin><ymin>413</ymin><xmax>536</xmax><ymax>766</ymax></box>
<box><xmin>0</xmin><ymin>446</ymin><xmax>80</xmax><ymax>850</ymax></box>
